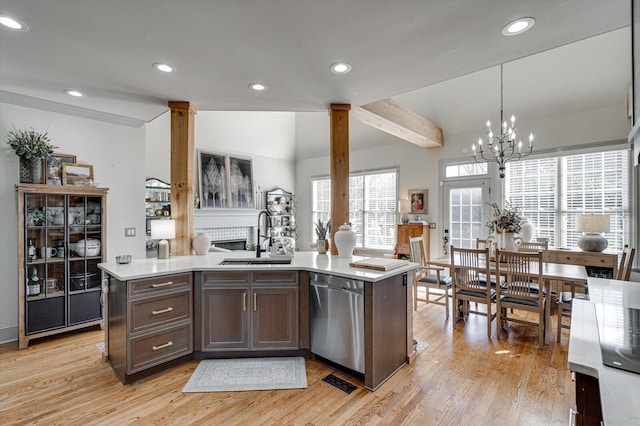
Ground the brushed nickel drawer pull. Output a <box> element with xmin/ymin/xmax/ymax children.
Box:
<box><xmin>151</xmin><ymin>281</ymin><xmax>174</xmax><ymax>288</ymax></box>
<box><xmin>152</xmin><ymin>341</ymin><xmax>173</xmax><ymax>351</ymax></box>
<box><xmin>253</xmin><ymin>292</ymin><xmax>257</xmax><ymax>311</ymax></box>
<box><xmin>243</xmin><ymin>292</ymin><xmax>247</xmax><ymax>311</ymax></box>
<box><xmin>151</xmin><ymin>307</ymin><xmax>173</xmax><ymax>315</ymax></box>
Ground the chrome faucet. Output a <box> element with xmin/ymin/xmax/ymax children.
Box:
<box><xmin>256</xmin><ymin>210</ymin><xmax>271</xmax><ymax>258</ymax></box>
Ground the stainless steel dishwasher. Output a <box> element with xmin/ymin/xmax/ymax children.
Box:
<box><xmin>309</xmin><ymin>272</ymin><xmax>364</xmax><ymax>374</ymax></box>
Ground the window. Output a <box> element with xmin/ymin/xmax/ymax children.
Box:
<box><xmin>506</xmin><ymin>149</ymin><xmax>629</xmax><ymax>251</ymax></box>
<box><xmin>445</xmin><ymin>162</ymin><xmax>488</xmax><ymax>178</ymax></box>
<box><xmin>312</xmin><ymin>169</ymin><xmax>397</xmax><ymax>251</ymax></box>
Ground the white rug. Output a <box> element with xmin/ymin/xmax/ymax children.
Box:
<box><xmin>415</xmin><ymin>341</ymin><xmax>428</xmax><ymax>354</ymax></box>
<box><xmin>96</xmin><ymin>342</ymin><xmax>105</xmax><ymax>353</ymax></box>
<box><xmin>182</xmin><ymin>357</ymin><xmax>308</xmax><ymax>393</ymax></box>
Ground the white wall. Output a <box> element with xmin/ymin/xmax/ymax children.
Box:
<box><xmin>295</xmin><ymin>102</ymin><xmax>631</xmax><ymax>256</ymax></box>
<box><xmin>145</xmin><ymin>110</ymin><xmax>297</xmax><ymax>226</ymax></box>
<box><xmin>0</xmin><ymin>102</ymin><xmax>146</xmax><ymax>343</ymax></box>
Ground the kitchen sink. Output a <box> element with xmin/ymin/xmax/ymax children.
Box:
<box><xmin>219</xmin><ymin>257</ymin><xmax>292</xmax><ymax>265</ymax></box>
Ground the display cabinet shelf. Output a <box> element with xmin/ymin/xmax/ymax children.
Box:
<box><xmin>17</xmin><ymin>183</ymin><xmax>108</xmax><ymax>349</ymax></box>
<box><xmin>266</xmin><ymin>188</ymin><xmax>297</xmax><ymax>242</ymax></box>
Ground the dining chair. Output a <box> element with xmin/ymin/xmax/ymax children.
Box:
<box><xmin>615</xmin><ymin>245</ymin><xmax>636</xmax><ymax>281</ymax></box>
<box><xmin>556</xmin><ymin>244</ymin><xmax>636</xmax><ymax>342</ymax></box>
<box><xmin>450</xmin><ymin>245</ymin><xmax>496</xmax><ymax>337</ymax></box>
<box><xmin>518</xmin><ymin>240</ymin><xmax>549</xmax><ymax>262</ymax></box>
<box><xmin>409</xmin><ymin>236</ymin><xmax>452</xmax><ymax>317</ymax></box>
<box><xmin>495</xmin><ymin>249</ymin><xmax>546</xmax><ymax>348</ymax></box>
<box><xmin>475</xmin><ymin>238</ymin><xmax>497</xmax><ymax>287</ymax></box>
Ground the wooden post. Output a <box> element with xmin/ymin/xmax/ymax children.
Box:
<box><xmin>330</xmin><ymin>104</ymin><xmax>351</xmax><ymax>255</ymax></box>
<box><xmin>168</xmin><ymin>101</ymin><xmax>197</xmax><ymax>256</ymax></box>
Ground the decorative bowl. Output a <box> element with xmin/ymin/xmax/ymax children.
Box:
<box><xmin>116</xmin><ymin>255</ymin><xmax>132</xmax><ymax>264</ymax></box>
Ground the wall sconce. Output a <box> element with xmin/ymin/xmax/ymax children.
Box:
<box><xmin>151</xmin><ymin>219</ymin><xmax>176</xmax><ymax>259</ymax></box>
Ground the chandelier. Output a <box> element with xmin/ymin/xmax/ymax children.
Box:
<box><xmin>472</xmin><ymin>64</ymin><xmax>534</xmax><ymax>178</ymax></box>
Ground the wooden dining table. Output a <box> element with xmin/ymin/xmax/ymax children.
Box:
<box><xmin>427</xmin><ymin>255</ymin><xmax>589</xmax><ymax>342</ymax></box>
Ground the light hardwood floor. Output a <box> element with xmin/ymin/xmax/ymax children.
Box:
<box><xmin>0</xmin><ymin>302</ymin><xmax>574</xmax><ymax>425</ymax></box>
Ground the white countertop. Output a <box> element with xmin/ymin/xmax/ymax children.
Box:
<box><xmin>98</xmin><ymin>251</ymin><xmax>417</xmax><ymax>282</ymax></box>
<box><xmin>568</xmin><ymin>277</ymin><xmax>640</xmax><ymax>425</ymax></box>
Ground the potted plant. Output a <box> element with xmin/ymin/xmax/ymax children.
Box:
<box><xmin>486</xmin><ymin>200</ymin><xmax>523</xmax><ymax>251</ymax></box>
<box><xmin>6</xmin><ymin>127</ymin><xmax>57</xmax><ymax>184</ymax></box>
<box><xmin>314</xmin><ymin>219</ymin><xmax>330</xmax><ymax>254</ymax></box>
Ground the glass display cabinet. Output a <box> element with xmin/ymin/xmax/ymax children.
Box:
<box><xmin>265</xmin><ymin>188</ymin><xmax>297</xmax><ymax>241</ymax></box>
<box><xmin>17</xmin><ymin>184</ymin><xmax>108</xmax><ymax>349</ymax></box>
<box><xmin>145</xmin><ymin>178</ymin><xmax>171</xmax><ymax>256</ymax></box>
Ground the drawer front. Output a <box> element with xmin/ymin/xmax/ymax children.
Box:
<box><xmin>128</xmin><ymin>322</ymin><xmax>192</xmax><ymax>374</ymax></box>
<box><xmin>202</xmin><ymin>271</ymin><xmax>249</xmax><ymax>285</ymax></box>
<box><xmin>128</xmin><ymin>290</ymin><xmax>192</xmax><ymax>335</ymax></box>
<box><xmin>128</xmin><ymin>273</ymin><xmax>192</xmax><ymax>298</ymax></box>
<box><xmin>554</xmin><ymin>253</ymin><xmax>615</xmax><ymax>268</ymax></box>
<box><xmin>252</xmin><ymin>271</ymin><xmax>298</xmax><ymax>285</ymax></box>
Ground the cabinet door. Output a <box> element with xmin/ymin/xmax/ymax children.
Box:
<box><xmin>201</xmin><ymin>287</ymin><xmax>249</xmax><ymax>350</ymax></box>
<box><xmin>251</xmin><ymin>287</ymin><xmax>299</xmax><ymax>350</ymax></box>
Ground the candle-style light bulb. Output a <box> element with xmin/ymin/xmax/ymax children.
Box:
<box><xmin>488</xmin><ymin>131</ymin><xmax>493</xmax><ymax>138</ymax></box>
<box><xmin>503</xmin><ymin>121</ymin><xmax>507</xmax><ymax>129</ymax></box>
<box><xmin>486</xmin><ymin>120</ymin><xmax>491</xmax><ymax>128</ymax></box>
<box><xmin>472</xmin><ymin>144</ymin><xmax>476</xmax><ymax>156</ymax></box>
<box><xmin>518</xmin><ymin>140</ymin><xmax>522</xmax><ymax>153</ymax></box>
<box><xmin>529</xmin><ymin>133</ymin><xmax>534</xmax><ymax>146</ymax></box>
<box><xmin>511</xmin><ymin>114</ymin><xmax>515</xmax><ymax>124</ymax></box>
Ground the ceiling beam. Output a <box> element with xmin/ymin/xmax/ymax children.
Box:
<box><xmin>351</xmin><ymin>98</ymin><xmax>443</xmax><ymax>148</ymax></box>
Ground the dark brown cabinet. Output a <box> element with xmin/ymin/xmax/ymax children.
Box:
<box><xmin>197</xmin><ymin>270</ymin><xmax>299</xmax><ymax>353</ymax></box>
<box><xmin>202</xmin><ymin>287</ymin><xmax>250</xmax><ymax>350</ymax></box>
<box><xmin>252</xmin><ymin>287</ymin><xmax>299</xmax><ymax>349</ymax></box>
<box><xmin>107</xmin><ymin>272</ymin><xmax>193</xmax><ymax>384</ymax></box>
<box><xmin>572</xmin><ymin>371</ymin><xmax>603</xmax><ymax>426</ymax></box>
<box><xmin>17</xmin><ymin>184</ymin><xmax>108</xmax><ymax>349</ymax></box>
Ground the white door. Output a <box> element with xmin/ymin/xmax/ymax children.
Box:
<box><xmin>443</xmin><ymin>179</ymin><xmax>491</xmax><ymax>250</ymax></box>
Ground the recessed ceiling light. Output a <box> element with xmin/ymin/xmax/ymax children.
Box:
<box><xmin>249</xmin><ymin>83</ymin><xmax>267</xmax><ymax>91</ymax></box>
<box><xmin>502</xmin><ymin>17</ymin><xmax>535</xmax><ymax>36</ymax></box>
<box><xmin>152</xmin><ymin>62</ymin><xmax>176</xmax><ymax>73</ymax></box>
<box><xmin>330</xmin><ymin>62</ymin><xmax>352</xmax><ymax>74</ymax></box>
<box><xmin>64</xmin><ymin>89</ymin><xmax>84</xmax><ymax>97</ymax></box>
<box><xmin>0</xmin><ymin>14</ymin><xmax>29</xmax><ymax>31</ymax></box>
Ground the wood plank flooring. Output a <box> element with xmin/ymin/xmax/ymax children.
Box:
<box><xmin>0</xmin><ymin>303</ymin><xmax>574</xmax><ymax>425</ymax></box>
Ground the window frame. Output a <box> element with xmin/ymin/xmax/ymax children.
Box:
<box><xmin>311</xmin><ymin>167</ymin><xmax>399</xmax><ymax>254</ymax></box>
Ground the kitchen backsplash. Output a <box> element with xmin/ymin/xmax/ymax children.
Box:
<box><xmin>195</xmin><ymin>227</ymin><xmax>254</xmax><ymax>245</ymax></box>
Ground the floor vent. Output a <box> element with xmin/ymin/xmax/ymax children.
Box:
<box><xmin>322</xmin><ymin>374</ymin><xmax>357</xmax><ymax>394</ymax></box>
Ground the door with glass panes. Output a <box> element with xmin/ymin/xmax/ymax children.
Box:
<box><xmin>443</xmin><ymin>179</ymin><xmax>490</xmax><ymax>250</ymax></box>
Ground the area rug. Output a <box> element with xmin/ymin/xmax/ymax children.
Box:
<box><xmin>96</xmin><ymin>342</ymin><xmax>105</xmax><ymax>353</ymax></box>
<box><xmin>415</xmin><ymin>340</ymin><xmax>428</xmax><ymax>354</ymax></box>
<box><xmin>182</xmin><ymin>357</ymin><xmax>307</xmax><ymax>392</ymax></box>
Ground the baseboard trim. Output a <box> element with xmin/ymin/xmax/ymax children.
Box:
<box><xmin>0</xmin><ymin>325</ymin><xmax>18</xmax><ymax>344</ymax></box>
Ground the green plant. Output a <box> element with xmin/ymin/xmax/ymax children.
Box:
<box><xmin>486</xmin><ymin>200</ymin><xmax>522</xmax><ymax>233</ymax></box>
<box><xmin>314</xmin><ymin>219</ymin><xmax>328</xmax><ymax>240</ymax></box>
<box><xmin>27</xmin><ymin>207</ymin><xmax>44</xmax><ymax>225</ymax></box>
<box><xmin>6</xmin><ymin>128</ymin><xmax>57</xmax><ymax>159</ymax></box>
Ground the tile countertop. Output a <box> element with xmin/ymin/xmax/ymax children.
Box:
<box><xmin>568</xmin><ymin>277</ymin><xmax>640</xmax><ymax>425</ymax></box>
<box><xmin>98</xmin><ymin>251</ymin><xmax>417</xmax><ymax>282</ymax></box>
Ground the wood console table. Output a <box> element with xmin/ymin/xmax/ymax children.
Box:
<box><xmin>547</xmin><ymin>248</ymin><xmax>618</xmax><ymax>278</ymax></box>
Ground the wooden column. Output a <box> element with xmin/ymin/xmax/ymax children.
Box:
<box><xmin>330</xmin><ymin>104</ymin><xmax>351</xmax><ymax>255</ymax></box>
<box><xmin>168</xmin><ymin>101</ymin><xmax>197</xmax><ymax>256</ymax></box>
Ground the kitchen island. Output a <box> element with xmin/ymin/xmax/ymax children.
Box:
<box><xmin>568</xmin><ymin>277</ymin><xmax>640</xmax><ymax>425</ymax></box>
<box><xmin>99</xmin><ymin>251</ymin><xmax>417</xmax><ymax>390</ymax></box>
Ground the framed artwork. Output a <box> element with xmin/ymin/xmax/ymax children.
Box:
<box><xmin>62</xmin><ymin>163</ymin><xmax>93</xmax><ymax>186</ymax></box>
<box><xmin>45</xmin><ymin>153</ymin><xmax>76</xmax><ymax>185</ymax></box>
<box><xmin>228</xmin><ymin>155</ymin><xmax>254</xmax><ymax>209</ymax></box>
<box><xmin>198</xmin><ymin>150</ymin><xmax>228</xmax><ymax>208</ymax></box>
<box><xmin>408</xmin><ymin>189</ymin><xmax>427</xmax><ymax>214</ymax></box>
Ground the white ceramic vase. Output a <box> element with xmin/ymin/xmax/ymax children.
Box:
<box><xmin>334</xmin><ymin>223</ymin><xmax>356</xmax><ymax>258</ymax></box>
<box><xmin>192</xmin><ymin>233</ymin><xmax>210</xmax><ymax>255</ymax></box>
<box><xmin>500</xmin><ymin>232</ymin><xmax>523</xmax><ymax>252</ymax></box>
<box><xmin>518</xmin><ymin>218</ymin><xmax>534</xmax><ymax>242</ymax></box>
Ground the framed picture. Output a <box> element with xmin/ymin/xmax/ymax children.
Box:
<box><xmin>45</xmin><ymin>153</ymin><xmax>76</xmax><ymax>185</ymax></box>
<box><xmin>62</xmin><ymin>163</ymin><xmax>93</xmax><ymax>186</ymax></box>
<box><xmin>198</xmin><ymin>150</ymin><xmax>228</xmax><ymax>208</ymax></box>
<box><xmin>408</xmin><ymin>189</ymin><xmax>427</xmax><ymax>214</ymax></box>
<box><xmin>228</xmin><ymin>155</ymin><xmax>254</xmax><ymax>209</ymax></box>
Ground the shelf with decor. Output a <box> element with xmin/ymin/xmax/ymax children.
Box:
<box><xmin>266</xmin><ymin>188</ymin><xmax>297</xmax><ymax>242</ymax></box>
<box><xmin>17</xmin><ymin>184</ymin><xmax>108</xmax><ymax>349</ymax></box>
